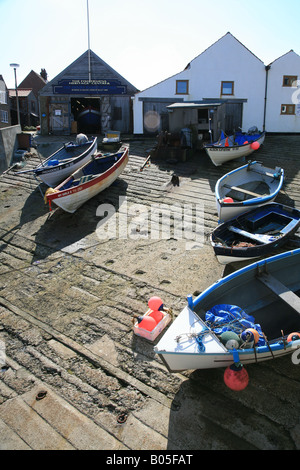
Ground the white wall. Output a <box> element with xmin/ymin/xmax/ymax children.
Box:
<box><xmin>133</xmin><ymin>33</ymin><xmax>266</xmax><ymax>134</ymax></box>
<box><xmin>265</xmin><ymin>51</ymin><xmax>300</xmax><ymax>132</ymax></box>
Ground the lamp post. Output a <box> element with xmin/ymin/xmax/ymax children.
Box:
<box><xmin>10</xmin><ymin>63</ymin><xmax>20</xmax><ymax>126</ymax></box>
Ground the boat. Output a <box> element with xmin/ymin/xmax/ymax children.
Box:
<box><xmin>77</xmin><ymin>107</ymin><xmax>101</xmax><ymax>131</ymax></box>
<box><xmin>204</xmin><ymin>128</ymin><xmax>265</xmax><ymax>166</ymax></box>
<box><xmin>215</xmin><ymin>160</ymin><xmax>284</xmax><ymax>223</ymax></box>
<box><xmin>211</xmin><ymin>203</ymin><xmax>300</xmax><ymax>264</ymax></box>
<box><xmin>154</xmin><ymin>248</ymin><xmax>300</xmax><ymax>371</ymax></box>
<box><xmin>17</xmin><ymin>135</ymin><xmax>98</xmax><ymax>187</ymax></box>
<box><xmin>102</xmin><ymin>130</ymin><xmax>121</xmax><ymax>145</ymax></box>
<box><xmin>45</xmin><ymin>145</ymin><xmax>129</xmax><ymax>213</ymax></box>
<box><xmin>102</xmin><ymin>130</ymin><xmax>122</xmax><ymax>150</ymax></box>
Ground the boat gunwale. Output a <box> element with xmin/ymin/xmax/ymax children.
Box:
<box><xmin>191</xmin><ymin>248</ymin><xmax>300</xmax><ymax>310</ymax></box>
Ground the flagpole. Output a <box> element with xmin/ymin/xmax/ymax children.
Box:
<box><xmin>87</xmin><ymin>0</ymin><xmax>91</xmax><ymax>82</ymax></box>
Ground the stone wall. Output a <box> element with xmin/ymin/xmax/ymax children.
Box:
<box><xmin>0</xmin><ymin>124</ymin><xmax>21</xmax><ymax>173</ymax></box>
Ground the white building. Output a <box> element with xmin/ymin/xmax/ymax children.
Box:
<box><xmin>265</xmin><ymin>50</ymin><xmax>300</xmax><ymax>133</ymax></box>
<box><xmin>133</xmin><ymin>33</ymin><xmax>300</xmax><ymax>138</ymax></box>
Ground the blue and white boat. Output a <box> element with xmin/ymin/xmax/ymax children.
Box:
<box><xmin>204</xmin><ymin>129</ymin><xmax>265</xmax><ymax>166</ymax></box>
<box><xmin>17</xmin><ymin>135</ymin><xmax>97</xmax><ymax>187</ymax></box>
<box><xmin>215</xmin><ymin>161</ymin><xmax>284</xmax><ymax>223</ymax></box>
<box><xmin>211</xmin><ymin>202</ymin><xmax>300</xmax><ymax>264</ymax></box>
<box><xmin>155</xmin><ymin>249</ymin><xmax>300</xmax><ymax>371</ymax></box>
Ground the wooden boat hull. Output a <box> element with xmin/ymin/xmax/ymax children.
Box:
<box><xmin>154</xmin><ymin>249</ymin><xmax>300</xmax><ymax>371</ymax></box>
<box><xmin>215</xmin><ymin>161</ymin><xmax>284</xmax><ymax>223</ymax></box>
<box><xmin>204</xmin><ymin>132</ymin><xmax>265</xmax><ymax>166</ymax></box>
<box><xmin>46</xmin><ymin>145</ymin><xmax>129</xmax><ymax>213</ymax></box>
<box><xmin>211</xmin><ymin>203</ymin><xmax>300</xmax><ymax>264</ymax></box>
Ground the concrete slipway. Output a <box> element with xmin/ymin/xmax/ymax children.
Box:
<box><xmin>0</xmin><ymin>133</ymin><xmax>299</xmax><ymax>451</ymax></box>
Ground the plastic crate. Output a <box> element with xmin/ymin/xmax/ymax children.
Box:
<box><xmin>133</xmin><ymin>309</ymin><xmax>172</xmax><ymax>341</ymax></box>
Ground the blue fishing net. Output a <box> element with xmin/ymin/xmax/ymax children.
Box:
<box><xmin>205</xmin><ymin>304</ymin><xmax>265</xmax><ymax>346</ymax></box>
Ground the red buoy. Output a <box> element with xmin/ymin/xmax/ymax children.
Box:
<box><xmin>149</xmin><ymin>309</ymin><xmax>164</xmax><ymax>323</ymax></box>
<box><xmin>148</xmin><ymin>296</ymin><xmax>163</xmax><ymax>311</ymax></box>
<box><xmin>251</xmin><ymin>141</ymin><xmax>260</xmax><ymax>150</ymax></box>
<box><xmin>224</xmin><ymin>364</ymin><xmax>249</xmax><ymax>391</ymax></box>
<box><xmin>136</xmin><ymin>315</ymin><xmax>157</xmax><ymax>331</ymax></box>
<box><xmin>223</xmin><ymin>197</ymin><xmax>234</xmax><ymax>204</ymax></box>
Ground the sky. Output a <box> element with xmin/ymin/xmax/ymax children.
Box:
<box><xmin>1</xmin><ymin>0</ymin><xmax>300</xmax><ymax>91</ymax></box>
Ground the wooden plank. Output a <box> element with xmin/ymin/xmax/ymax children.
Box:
<box><xmin>228</xmin><ymin>225</ymin><xmax>277</xmax><ymax>243</ymax></box>
<box><xmin>257</xmin><ymin>272</ymin><xmax>300</xmax><ymax>315</ymax></box>
<box><xmin>224</xmin><ymin>184</ymin><xmax>261</xmax><ymax>197</ymax></box>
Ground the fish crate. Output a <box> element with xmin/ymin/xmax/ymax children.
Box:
<box><xmin>133</xmin><ymin>309</ymin><xmax>172</xmax><ymax>341</ymax></box>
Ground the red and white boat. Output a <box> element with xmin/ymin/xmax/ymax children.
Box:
<box><xmin>45</xmin><ymin>145</ymin><xmax>129</xmax><ymax>213</ymax></box>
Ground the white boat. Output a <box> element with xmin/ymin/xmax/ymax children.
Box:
<box><xmin>102</xmin><ymin>130</ymin><xmax>121</xmax><ymax>146</ymax></box>
<box><xmin>45</xmin><ymin>145</ymin><xmax>129</xmax><ymax>213</ymax></box>
<box><xmin>215</xmin><ymin>161</ymin><xmax>284</xmax><ymax>223</ymax></box>
<box><xmin>17</xmin><ymin>135</ymin><xmax>98</xmax><ymax>187</ymax></box>
<box><xmin>154</xmin><ymin>248</ymin><xmax>300</xmax><ymax>371</ymax></box>
<box><xmin>204</xmin><ymin>130</ymin><xmax>265</xmax><ymax>166</ymax></box>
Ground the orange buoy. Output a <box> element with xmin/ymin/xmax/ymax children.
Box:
<box><xmin>244</xmin><ymin>328</ymin><xmax>260</xmax><ymax>344</ymax></box>
<box><xmin>287</xmin><ymin>332</ymin><xmax>300</xmax><ymax>342</ymax></box>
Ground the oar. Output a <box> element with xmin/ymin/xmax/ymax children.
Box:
<box><xmin>228</xmin><ymin>225</ymin><xmax>280</xmax><ymax>244</ymax></box>
<box><xmin>14</xmin><ymin>167</ymin><xmax>37</xmax><ymax>175</ymax></box>
<box><xmin>0</xmin><ymin>162</ymin><xmax>21</xmax><ymax>175</ymax></box>
<box><xmin>140</xmin><ymin>154</ymin><xmax>151</xmax><ymax>171</ymax></box>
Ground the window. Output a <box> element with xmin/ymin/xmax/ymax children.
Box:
<box><xmin>281</xmin><ymin>104</ymin><xmax>295</xmax><ymax>115</ymax></box>
<box><xmin>176</xmin><ymin>80</ymin><xmax>189</xmax><ymax>94</ymax></box>
<box><xmin>221</xmin><ymin>81</ymin><xmax>234</xmax><ymax>95</ymax></box>
<box><xmin>0</xmin><ymin>110</ymin><xmax>8</xmax><ymax>123</ymax></box>
<box><xmin>113</xmin><ymin>106</ymin><xmax>122</xmax><ymax>121</ymax></box>
<box><xmin>282</xmin><ymin>75</ymin><xmax>297</xmax><ymax>87</ymax></box>
<box><xmin>0</xmin><ymin>91</ymin><xmax>7</xmax><ymax>104</ymax></box>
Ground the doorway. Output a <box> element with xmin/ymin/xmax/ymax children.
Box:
<box><xmin>71</xmin><ymin>97</ymin><xmax>101</xmax><ymax>134</ymax></box>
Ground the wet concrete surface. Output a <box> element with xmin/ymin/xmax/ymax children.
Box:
<box><xmin>0</xmin><ymin>133</ymin><xmax>299</xmax><ymax>450</ymax></box>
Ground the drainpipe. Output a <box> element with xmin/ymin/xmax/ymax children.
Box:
<box><xmin>263</xmin><ymin>65</ymin><xmax>271</xmax><ymax>132</ymax></box>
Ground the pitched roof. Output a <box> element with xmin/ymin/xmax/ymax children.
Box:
<box><xmin>18</xmin><ymin>70</ymin><xmax>47</xmax><ymax>98</ymax></box>
<box><xmin>268</xmin><ymin>49</ymin><xmax>300</xmax><ymax>66</ymax></box>
<box><xmin>136</xmin><ymin>32</ymin><xmax>264</xmax><ymax>95</ymax></box>
<box><xmin>40</xmin><ymin>50</ymin><xmax>138</xmax><ymax>96</ymax></box>
<box><xmin>9</xmin><ymin>88</ymin><xmax>34</xmax><ymax>98</ymax></box>
<box><xmin>185</xmin><ymin>32</ymin><xmax>264</xmax><ymax>69</ymax></box>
